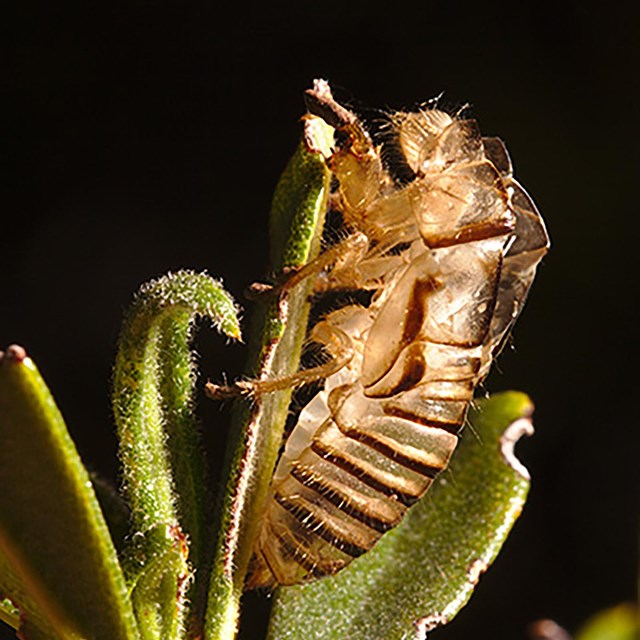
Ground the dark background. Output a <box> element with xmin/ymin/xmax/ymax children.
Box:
<box><xmin>4</xmin><ymin>2</ymin><xmax>638</xmax><ymax>639</ymax></box>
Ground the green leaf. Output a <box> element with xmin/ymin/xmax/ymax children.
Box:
<box><xmin>0</xmin><ymin>345</ymin><xmax>140</xmax><ymax>640</ymax></box>
<box><xmin>268</xmin><ymin>391</ymin><xmax>535</xmax><ymax>640</ymax></box>
<box><xmin>268</xmin><ymin>113</ymin><xmax>334</xmax><ymax>270</ymax></box>
<box><xmin>112</xmin><ymin>271</ymin><xmax>241</xmax><ymax>639</ymax></box>
<box><xmin>576</xmin><ymin>603</ymin><xmax>640</xmax><ymax>640</ymax></box>
<box><xmin>204</xmin><ymin>119</ymin><xmax>333</xmax><ymax>640</ymax></box>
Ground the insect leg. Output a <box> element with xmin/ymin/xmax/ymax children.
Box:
<box><xmin>244</xmin><ymin>231</ymin><xmax>370</xmax><ymax>301</ymax></box>
<box><xmin>205</xmin><ymin>319</ymin><xmax>355</xmax><ymax>399</ymax></box>
<box><xmin>281</xmin><ymin>231</ymin><xmax>369</xmax><ymax>294</ymax></box>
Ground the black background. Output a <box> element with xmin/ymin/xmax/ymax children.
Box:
<box><xmin>4</xmin><ymin>2</ymin><xmax>638</xmax><ymax>639</ymax></box>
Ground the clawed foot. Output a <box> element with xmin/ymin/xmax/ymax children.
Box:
<box><xmin>204</xmin><ymin>380</ymin><xmax>254</xmax><ymax>400</ymax></box>
<box><xmin>244</xmin><ymin>266</ymin><xmax>302</xmax><ymax>301</ymax></box>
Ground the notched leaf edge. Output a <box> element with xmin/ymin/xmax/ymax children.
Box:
<box><xmin>500</xmin><ymin>417</ymin><xmax>535</xmax><ymax>481</ymax></box>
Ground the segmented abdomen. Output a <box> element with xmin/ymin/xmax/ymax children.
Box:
<box><xmin>248</xmin><ymin>238</ymin><xmax>500</xmax><ymax>587</ymax></box>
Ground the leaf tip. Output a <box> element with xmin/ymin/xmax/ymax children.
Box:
<box><xmin>500</xmin><ymin>417</ymin><xmax>535</xmax><ymax>480</ymax></box>
<box><xmin>225</xmin><ymin>322</ymin><xmax>243</xmax><ymax>343</ymax></box>
<box><xmin>303</xmin><ymin>116</ymin><xmax>333</xmax><ymax>158</ymax></box>
<box><xmin>1</xmin><ymin>344</ymin><xmax>27</xmax><ymax>364</ymax></box>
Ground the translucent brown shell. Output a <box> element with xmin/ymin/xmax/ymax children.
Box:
<box><xmin>245</xmin><ymin>80</ymin><xmax>549</xmax><ymax>588</ymax></box>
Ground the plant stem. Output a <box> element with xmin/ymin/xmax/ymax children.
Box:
<box><xmin>204</xmin><ymin>123</ymin><xmax>333</xmax><ymax>640</ymax></box>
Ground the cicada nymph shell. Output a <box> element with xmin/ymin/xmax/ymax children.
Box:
<box><xmin>245</xmin><ymin>80</ymin><xmax>549</xmax><ymax>588</ymax></box>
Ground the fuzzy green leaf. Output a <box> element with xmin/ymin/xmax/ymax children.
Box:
<box><xmin>268</xmin><ymin>392</ymin><xmax>535</xmax><ymax>640</ymax></box>
<box><xmin>204</xmin><ymin>120</ymin><xmax>333</xmax><ymax>640</ymax></box>
<box><xmin>0</xmin><ymin>345</ymin><xmax>140</xmax><ymax>640</ymax></box>
<box><xmin>113</xmin><ymin>271</ymin><xmax>241</xmax><ymax>639</ymax></box>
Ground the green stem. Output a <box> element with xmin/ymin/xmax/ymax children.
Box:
<box><xmin>204</xmin><ymin>122</ymin><xmax>333</xmax><ymax>640</ymax></box>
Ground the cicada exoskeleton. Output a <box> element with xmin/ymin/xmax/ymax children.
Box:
<box><xmin>214</xmin><ymin>80</ymin><xmax>549</xmax><ymax>588</ymax></box>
